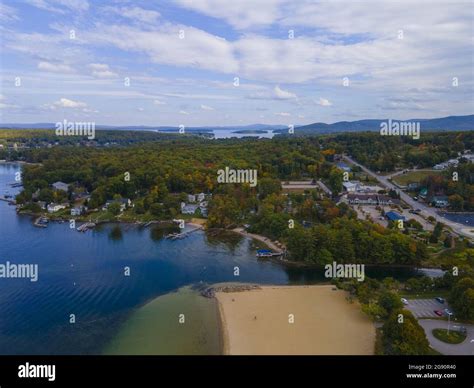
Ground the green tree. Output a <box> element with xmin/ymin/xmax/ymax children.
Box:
<box><xmin>382</xmin><ymin>310</ymin><xmax>431</xmax><ymax>355</ymax></box>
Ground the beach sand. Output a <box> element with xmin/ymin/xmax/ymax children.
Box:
<box><xmin>216</xmin><ymin>285</ymin><xmax>375</xmax><ymax>355</ymax></box>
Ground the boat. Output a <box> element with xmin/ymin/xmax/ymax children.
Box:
<box><xmin>256</xmin><ymin>249</ymin><xmax>282</xmax><ymax>258</ymax></box>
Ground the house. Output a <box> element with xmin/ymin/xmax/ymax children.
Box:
<box><xmin>336</xmin><ymin>162</ymin><xmax>351</xmax><ymax>172</ymax></box>
<box><xmin>347</xmin><ymin>194</ymin><xmax>378</xmax><ymax>205</ymax></box>
<box><xmin>343</xmin><ymin>181</ymin><xmax>359</xmax><ymax>192</ymax></box>
<box><xmin>181</xmin><ymin>202</ymin><xmax>199</xmax><ymax>215</ymax></box>
<box><xmin>187</xmin><ymin>194</ymin><xmax>196</xmax><ymax>203</ymax></box>
<box><xmin>407</xmin><ymin>182</ymin><xmax>420</xmax><ymax>191</ymax></box>
<box><xmin>52</xmin><ymin>181</ymin><xmax>69</xmax><ymax>192</ymax></box>
<box><xmin>431</xmin><ymin>196</ymin><xmax>449</xmax><ymax>208</ymax></box>
<box><xmin>419</xmin><ymin>188</ymin><xmax>428</xmax><ymax>199</ymax></box>
<box><xmin>196</xmin><ymin>193</ymin><xmax>205</xmax><ymax>202</ymax></box>
<box><xmin>385</xmin><ymin>211</ymin><xmax>405</xmax><ymax>222</ymax></box>
<box><xmin>357</xmin><ymin>184</ymin><xmax>383</xmax><ymax>193</ymax></box>
<box><xmin>377</xmin><ymin>195</ymin><xmax>400</xmax><ymax>206</ymax></box>
<box><xmin>102</xmin><ymin>198</ymin><xmax>132</xmax><ymax>212</ymax></box>
<box><xmin>71</xmin><ymin>206</ymin><xmax>86</xmax><ymax>216</ymax></box>
<box><xmin>199</xmin><ymin>204</ymin><xmax>208</xmax><ymax>217</ymax></box>
<box><xmin>47</xmin><ymin>203</ymin><xmax>66</xmax><ymax>213</ymax></box>
<box><xmin>36</xmin><ymin>201</ymin><xmax>47</xmax><ymax>210</ymax></box>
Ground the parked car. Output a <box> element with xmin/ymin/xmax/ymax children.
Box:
<box><xmin>401</xmin><ymin>298</ymin><xmax>409</xmax><ymax>305</ymax></box>
<box><xmin>444</xmin><ymin>308</ymin><xmax>453</xmax><ymax>316</ymax></box>
<box><xmin>413</xmin><ymin>196</ymin><xmax>418</xmax><ymax>201</ymax></box>
<box><xmin>434</xmin><ymin>310</ymin><xmax>443</xmax><ymax>317</ymax></box>
<box><xmin>435</xmin><ymin>297</ymin><xmax>445</xmax><ymax>304</ymax></box>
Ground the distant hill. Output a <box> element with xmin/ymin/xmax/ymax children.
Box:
<box><xmin>0</xmin><ymin>123</ymin><xmax>286</xmax><ymax>132</ymax></box>
<box><xmin>1</xmin><ymin>117</ymin><xmax>472</xmax><ymax>134</ymax></box>
<box><xmin>279</xmin><ymin>115</ymin><xmax>474</xmax><ymax>134</ymax></box>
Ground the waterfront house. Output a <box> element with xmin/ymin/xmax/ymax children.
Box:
<box><xmin>181</xmin><ymin>202</ymin><xmax>199</xmax><ymax>215</ymax></box>
<box><xmin>52</xmin><ymin>181</ymin><xmax>69</xmax><ymax>192</ymax></box>
<box><xmin>47</xmin><ymin>203</ymin><xmax>66</xmax><ymax>213</ymax></box>
<box><xmin>71</xmin><ymin>206</ymin><xmax>86</xmax><ymax>216</ymax></box>
<box><xmin>102</xmin><ymin>198</ymin><xmax>132</xmax><ymax>212</ymax></box>
<box><xmin>36</xmin><ymin>201</ymin><xmax>47</xmax><ymax>210</ymax></box>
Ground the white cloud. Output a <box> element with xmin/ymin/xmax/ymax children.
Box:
<box><xmin>84</xmin><ymin>23</ymin><xmax>238</xmax><ymax>74</ymax></box>
<box><xmin>153</xmin><ymin>99</ymin><xmax>166</xmax><ymax>105</ymax></box>
<box><xmin>0</xmin><ymin>3</ymin><xmax>19</xmax><ymax>22</ymax></box>
<box><xmin>179</xmin><ymin>110</ymin><xmax>189</xmax><ymax>115</ymax></box>
<box><xmin>174</xmin><ymin>0</ymin><xmax>283</xmax><ymax>29</ymax></box>
<box><xmin>26</xmin><ymin>0</ymin><xmax>89</xmax><ymax>13</ymax></box>
<box><xmin>316</xmin><ymin>98</ymin><xmax>332</xmax><ymax>106</ymax></box>
<box><xmin>52</xmin><ymin>98</ymin><xmax>87</xmax><ymax>109</ymax></box>
<box><xmin>274</xmin><ymin>85</ymin><xmax>296</xmax><ymax>100</ymax></box>
<box><xmin>200</xmin><ymin>104</ymin><xmax>214</xmax><ymax>110</ymax></box>
<box><xmin>38</xmin><ymin>61</ymin><xmax>74</xmax><ymax>73</ymax></box>
<box><xmin>275</xmin><ymin>112</ymin><xmax>291</xmax><ymax>117</ymax></box>
<box><xmin>104</xmin><ymin>6</ymin><xmax>161</xmax><ymax>24</ymax></box>
<box><xmin>88</xmin><ymin>63</ymin><xmax>117</xmax><ymax>78</ymax></box>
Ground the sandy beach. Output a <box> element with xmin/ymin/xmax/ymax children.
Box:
<box><xmin>232</xmin><ymin>227</ymin><xmax>284</xmax><ymax>252</ymax></box>
<box><xmin>216</xmin><ymin>285</ymin><xmax>375</xmax><ymax>355</ymax></box>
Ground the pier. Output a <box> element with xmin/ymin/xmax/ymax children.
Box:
<box><xmin>33</xmin><ymin>216</ymin><xmax>49</xmax><ymax>228</ymax></box>
<box><xmin>165</xmin><ymin>226</ymin><xmax>203</xmax><ymax>240</ymax></box>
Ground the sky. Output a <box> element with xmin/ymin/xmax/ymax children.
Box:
<box><xmin>0</xmin><ymin>0</ymin><xmax>473</xmax><ymax>127</ymax></box>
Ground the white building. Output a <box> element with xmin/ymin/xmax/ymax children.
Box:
<box><xmin>343</xmin><ymin>181</ymin><xmax>359</xmax><ymax>192</ymax></box>
<box><xmin>47</xmin><ymin>203</ymin><xmax>66</xmax><ymax>213</ymax></box>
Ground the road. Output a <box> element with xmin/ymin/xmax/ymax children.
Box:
<box><xmin>416</xmin><ymin>319</ymin><xmax>474</xmax><ymax>355</ymax></box>
<box><xmin>343</xmin><ymin>155</ymin><xmax>473</xmax><ymax>240</ymax></box>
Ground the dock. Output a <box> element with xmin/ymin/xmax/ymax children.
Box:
<box><xmin>9</xmin><ymin>182</ymin><xmax>23</xmax><ymax>188</ymax></box>
<box><xmin>165</xmin><ymin>226</ymin><xmax>203</xmax><ymax>240</ymax></box>
<box><xmin>77</xmin><ymin>222</ymin><xmax>96</xmax><ymax>232</ymax></box>
<box><xmin>0</xmin><ymin>197</ymin><xmax>16</xmax><ymax>205</ymax></box>
<box><xmin>33</xmin><ymin>216</ymin><xmax>49</xmax><ymax>228</ymax></box>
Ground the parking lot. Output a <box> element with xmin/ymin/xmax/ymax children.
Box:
<box><xmin>405</xmin><ymin>298</ymin><xmax>450</xmax><ymax>318</ymax></box>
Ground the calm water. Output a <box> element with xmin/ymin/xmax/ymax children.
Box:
<box><xmin>0</xmin><ymin>163</ymin><xmax>421</xmax><ymax>354</ymax></box>
<box><xmin>440</xmin><ymin>212</ymin><xmax>474</xmax><ymax>226</ymax></box>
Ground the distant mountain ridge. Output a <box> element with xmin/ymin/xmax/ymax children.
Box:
<box><xmin>0</xmin><ymin>123</ymin><xmax>286</xmax><ymax>131</ymax></box>
<box><xmin>285</xmin><ymin>115</ymin><xmax>474</xmax><ymax>134</ymax></box>
<box><xmin>1</xmin><ymin>116</ymin><xmax>472</xmax><ymax>133</ymax></box>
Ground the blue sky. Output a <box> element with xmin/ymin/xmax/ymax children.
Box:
<box><xmin>0</xmin><ymin>0</ymin><xmax>473</xmax><ymax>126</ymax></box>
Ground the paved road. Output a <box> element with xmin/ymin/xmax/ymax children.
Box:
<box><xmin>343</xmin><ymin>155</ymin><xmax>473</xmax><ymax>240</ymax></box>
<box><xmin>417</xmin><ymin>319</ymin><xmax>474</xmax><ymax>355</ymax></box>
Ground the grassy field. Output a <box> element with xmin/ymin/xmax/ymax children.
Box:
<box><xmin>432</xmin><ymin>328</ymin><xmax>466</xmax><ymax>344</ymax></box>
<box><xmin>393</xmin><ymin>170</ymin><xmax>442</xmax><ymax>186</ymax></box>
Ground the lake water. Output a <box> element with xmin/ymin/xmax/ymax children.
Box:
<box><xmin>0</xmin><ymin>163</ymin><xmax>422</xmax><ymax>355</ymax></box>
<box><xmin>440</xmin><ymin>212</ymin><xmax>474</xmax><ymax>227</ymax></box>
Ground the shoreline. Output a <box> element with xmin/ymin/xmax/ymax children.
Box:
<box><xmin>231</xmin><ymin>227</ymin><xmax>285</xmax><ymax>253</ymax></box>
<box><xmin>214</xmin><ymin>284</ymin><xmax>376</xmax><ymax>355</ymax></box>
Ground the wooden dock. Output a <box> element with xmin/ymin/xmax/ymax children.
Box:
<box><xmin>33</xmin><ymin>216</ymin><xmax>49</xmax><ymax>228</ymax></box>
<box><xmin>165</xmin><ymin>226</ymin><xmax>203</xmax><ymax>240</ymax></box>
